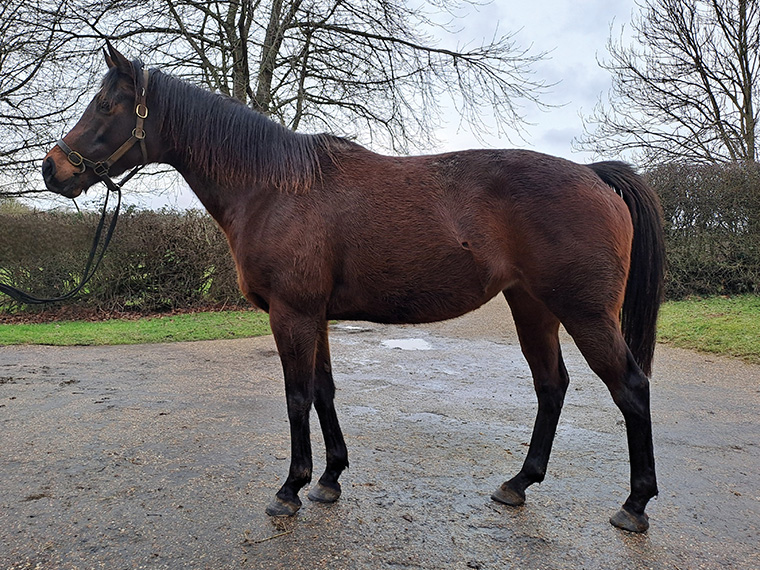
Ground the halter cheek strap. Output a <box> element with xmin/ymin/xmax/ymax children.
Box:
<box><xmin>56</xmin><ymin>68</ymin><xmax>150</xmax><ymax>186</ymax></box>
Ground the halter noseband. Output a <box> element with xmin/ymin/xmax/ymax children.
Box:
<box><xmin>56</xmin><ymin>67</ymin><xmax>150</xmax><ymax>190</ymax></box>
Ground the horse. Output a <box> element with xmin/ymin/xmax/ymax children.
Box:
<box><xmin>42</xmin><ymin>45</ymin><xmax>665</xmax><ymax>533</ymax></box>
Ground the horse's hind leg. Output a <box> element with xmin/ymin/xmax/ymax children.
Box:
<box><xmin>308</xmin><ymin>323</ymin><xmax>349</xmax><ymax>504</ymax></box>
<box><xmin>563</xmin><ymin>314</ymin><xmax>657</xmax><ymax>533</ymax></box>
<box><xmin>493</xmin><ymin>288</ymin><xmax>570</xmax><ymax>507</ymax></box>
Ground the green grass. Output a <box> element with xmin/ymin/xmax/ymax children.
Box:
<box><xmin>657</xmin><ymin>295</ymin><xmax>760</xmax><ymax>364</ymax></box>
<box><xmin>1</xmin><ymin>297</ymin><xmax>759</xmax><ymax>365</ymax></box>
<box><xmin>0</xmin><ymin>310</ymin><xmax>271</xmax><ymax>346</ymax></box>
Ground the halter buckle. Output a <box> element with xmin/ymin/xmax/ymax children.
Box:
<box><xmin>67</xmin><ymin>150</ymin><xmax>84</xmax><ymax>167</ymax></box>
<box><xmin>93</xmin><ymin>162</ymin><xmax>110</xmax><ymax>177</ymax></box>
<box><xmin>135</xmin><ymin>104</ymin><xmax>148</xmax><ymax>119</ymax></box>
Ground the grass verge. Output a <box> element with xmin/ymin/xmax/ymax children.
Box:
<box><xmin>0</xmin><ymin>310</ymin><xmax>271</xmax><ymax>346</ymax></box>
<box><xmin>657</xmin><ymin>295</ymin><xmax>760</xmax><ymax>364</ymax></box>
<box><xmin>1</xmin><ymin>297</ymin><xmax>758</xmax><ymax>366</ymax></box>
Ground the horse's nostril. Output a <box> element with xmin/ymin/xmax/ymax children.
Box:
<box><xmin>42</xmin><ymin>157</ymin><xmax>56</xmax><ymax>180</ymax></box>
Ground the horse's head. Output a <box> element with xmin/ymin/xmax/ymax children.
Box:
<box><xmin>42</xmin><ymin>44</ymin><xmax>154</xmax><ymax>198</ymax></box>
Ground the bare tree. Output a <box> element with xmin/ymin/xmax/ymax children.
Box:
<box><xmin>0</xmin><ymin>0</ymin><xmax>108</xmax><ymax>197</ymax></box>
<box><xmin>103</xmin><ymin>0</ymin><xmax>547</xmax><ymax>151</ymax></box>
<box><xmin>578</xmin><ymin>0</ymin><xmax>759</xmax><ymax>164</ymax></box>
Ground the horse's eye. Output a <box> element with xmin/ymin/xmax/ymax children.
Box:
<box><xmin>96</xmin><ymin>99</ymin><xmax>113</xmax><ymax>114</ymax></box>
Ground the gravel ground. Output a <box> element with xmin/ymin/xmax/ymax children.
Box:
<box><xmin>1</xmin><ymin>298</ymin><xmax>758</xmax><ymax>569</ymax></box>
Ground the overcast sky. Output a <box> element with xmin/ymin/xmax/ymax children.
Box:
<box><xmin>63</xmin><ymin>0</ymin><xmax>640</xmax><ymax>211</ymax></box>
<box><xmin>435</xmin><ymin>0</ymin><xmax>637</xmax><ymax>159</ymax></box>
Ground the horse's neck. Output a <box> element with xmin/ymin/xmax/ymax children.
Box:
<box><xmin>171</xmin><ymin>162</ymin><xmax>266</xmax><ymax>236</ymax></box>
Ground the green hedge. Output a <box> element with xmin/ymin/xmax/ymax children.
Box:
<box><xmin>649</xmin><ymin>163</ymin><xmax>760</xmax><ymax>298</ymax></box>
<box><xmin>0</xmin><ymin>208</ymin><xmax>245</xmax><ymax>314</ymax></box>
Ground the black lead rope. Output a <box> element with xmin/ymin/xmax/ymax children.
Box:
<box><xmin>0</xmin><ymin>174</ymin><xmax>131</xmax><ymax>306</ymax></box>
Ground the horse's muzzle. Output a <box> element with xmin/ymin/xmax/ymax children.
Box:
<box><xmin>42</xmin><ymin>156</ymin><xmax>83</xmax><ymax>199</ymax></box>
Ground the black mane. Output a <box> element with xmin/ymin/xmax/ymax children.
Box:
<box><xmin>146</xmin><ymin>68</ymin><xmax>330</xmax><ymax>193</ymax></box>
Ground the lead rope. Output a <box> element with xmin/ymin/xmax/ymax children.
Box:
<box><xmin>0</xmin><ymin>183</ymin><xmax>123</xmax><ymax>305</ymax></box>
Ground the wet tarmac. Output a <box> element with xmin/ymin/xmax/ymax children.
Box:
<box><xmin>1</xmin><ymin>298</ymin><xmax>758</xmax><ymax>569</ymax></box>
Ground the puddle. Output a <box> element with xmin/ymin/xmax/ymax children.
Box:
<box><xmin>381</xmin><ymin>339</ymin><xmax>432</xmax><ymax>351</ymax></box>
<box><xmin>332</xmin><ymin>324</ymin><xmax>374</xmax><ymax>333</ymax></box>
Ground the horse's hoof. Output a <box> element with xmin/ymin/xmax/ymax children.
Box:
<box><xmin>610</xmin><ymin>508</ymin><xmax>649</xmax><ymax>533</ymax></box>
<box><xmin>307</xmin><ymin>482</ymin><xmax>341</xmax><ymax>504</ymax></box>
<box><xmin>491</xmin><ymin>484</ymin><xmax>525</xmax><ymax>507</ymax></box>
<box><xmin>265</xmin><ymin>497</ymin><xmax>301</xmax><ymax>517</ymax></box>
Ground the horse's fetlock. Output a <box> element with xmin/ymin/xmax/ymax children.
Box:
<box><xmin>327</xmin><ymin>449</ymin><xmax>349</xmax><ymax>469</ymax></box>
<box><xmin>294</xmin><ymin>468</ymin><xmax>312</xmax><ymax>483</ymax></box>
<box><xmin>632</xmin><ymin>479</ymin><xmax>658</xmax><ymax>501</ymax></box>
<box><xmin>523</xmin><ymin>460</ymin><xmax>547</xmax><ymax>483</ymax></box>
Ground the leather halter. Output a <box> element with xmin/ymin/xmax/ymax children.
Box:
<box><xmin>56</xmin><ymin>67</ymin><xmax>150</xmax><ymax>188</ymax></box>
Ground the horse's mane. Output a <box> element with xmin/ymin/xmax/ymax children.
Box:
<box><xmin>105</xmin><ymin>63</ymin><xmax>336</xmax><ymax>193</ymax></box>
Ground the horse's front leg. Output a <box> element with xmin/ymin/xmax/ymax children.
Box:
<box><xmin>265</xmin><ymin>301</ymin><xmax>322</xmax><ymax>516</ymax></box>
<box><xmin>308</xmin><ymin>323</ymin><xmax>349</xmax><ymax>504</ymax></box>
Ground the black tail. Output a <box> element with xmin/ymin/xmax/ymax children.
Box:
<box><xmin>588</xmin><ymin>161</ymin><xmax>665</xmax><ymax>377</ymax></box>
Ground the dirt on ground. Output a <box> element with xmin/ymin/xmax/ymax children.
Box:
<box><xmin>1</xmin><ymin>298</ymin><xmax>758</xmax><ymax>569</ymax></box>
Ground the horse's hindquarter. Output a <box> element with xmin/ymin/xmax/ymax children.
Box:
<box><xmin>489</xmin><ymin>151</ymin><xmax>635</xmax><ymax>314</ymax></box>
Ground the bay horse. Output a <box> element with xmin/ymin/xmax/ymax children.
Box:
<box><xmin>42</xmin><ymin>45</ymin><xmax>665</xmax><ymax>533</ymax></box>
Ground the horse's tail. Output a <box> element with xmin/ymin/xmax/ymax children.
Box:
<box><xmin>588</xmin><ymin>161</ymin><xmax>665</xmax><ymax>377</ymax></box>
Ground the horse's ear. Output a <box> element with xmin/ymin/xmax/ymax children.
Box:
<box><xmin>103</xmin><ymin>47</ymin><xmax>113</xmax><ymax>68</ymax></box>
<box><xmin>104</xmin><ymin>41</ymin><xmax>133</xmax><ymax>77</ymax></box>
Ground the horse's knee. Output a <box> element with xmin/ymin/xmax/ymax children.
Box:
<box><xmin>286</xmin><ymin>391</ymin><xmax>314</xmax><ymax>417</ymax></box>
